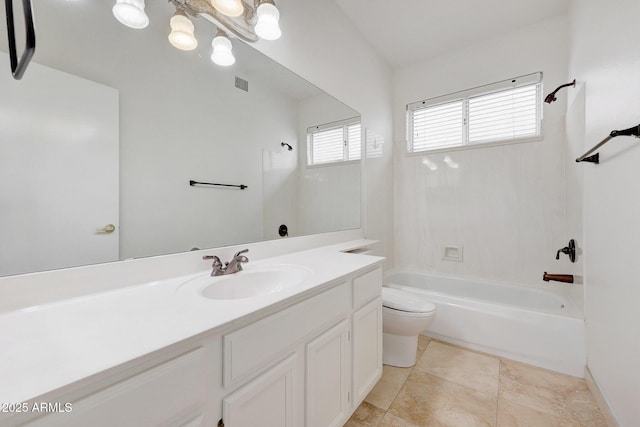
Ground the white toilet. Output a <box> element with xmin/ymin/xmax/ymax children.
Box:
<box><xmin>381</xmin><ymin>287</ymin><xmax>436</xmax><ymax>367</ymax></box>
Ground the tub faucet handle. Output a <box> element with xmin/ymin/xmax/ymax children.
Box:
<box><xmin>555</xmin><ymin>239</ymin><xmax>576</xmax><ymax>263</ymax></box>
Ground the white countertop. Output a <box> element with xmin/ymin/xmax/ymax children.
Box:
<box><xmin>0</xmin><ymin>241</ymin><xmax>383</xmax><ymax>406</ymax></box>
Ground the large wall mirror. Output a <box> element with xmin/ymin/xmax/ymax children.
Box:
<box><xmin>0</xmin><ymin>1</ymin><xmax>360</xmax><ymax>277</ymax></box>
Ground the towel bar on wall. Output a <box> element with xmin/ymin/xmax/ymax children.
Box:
<box><xmin>189</xmin><ymin>180</ymin><xmax>248</xmax><ymax>190</ymax></box>
<box><xmin>576</xmin><ymin>124</ymin><xmax>640</xmax><ymax>164</ymax></box>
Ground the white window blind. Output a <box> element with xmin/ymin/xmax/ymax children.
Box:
<box><xmin>307</xmin><ymin>118</ymin><xmax>361</xmax><ymax>166</ymax></box>
<box><xmin>347</xmin><ymin>123</ymin><xmax>362</xmax><ymax>160</ymax></box>
<box><xmin>411</xmin><ymin>101</ymin><xmax>464</xmax><ymax>152</ymax></box>
<box><xmin>407</xmin><ymin>72</ymin><xmax>542</xmax><ymax>154</ymax></box>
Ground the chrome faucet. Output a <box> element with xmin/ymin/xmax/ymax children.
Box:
<box><xmin>224</xmin><ymin>249</ymin><xmax>249</xmax><ymax>274</ymax></box>
<box><xmin>202</xmin><ymin>249</ymin><xmax>249</xmax><ymax>276</ymax></box>
<box><xmin>202</xmin><ymin>255</ymin><xmax>225</xmax><ymax>276</ymax></box>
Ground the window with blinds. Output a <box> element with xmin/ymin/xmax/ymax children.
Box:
<box><xmin>307</xmin><ymin>118</ymin><xmax>361</xmax><ymax>166</ymax></box>
<box><xmin>407</xmin><ymin>72</ymin><xmax>542</xmax><ymax>154</ymax></box>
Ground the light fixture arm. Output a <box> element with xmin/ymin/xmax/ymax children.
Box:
<box><xmin>168</xmin><ymin>0</ymin><xmax>258</xmax><ymax>42</ymax></box>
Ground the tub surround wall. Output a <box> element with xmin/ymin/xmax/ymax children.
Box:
<box><xmin>568</xmin><ymin>0</ymin><xmax>640</xmax><ymax>424</ymax></box>
<box><xmin>564</xmin><ymin>82</ymin><xmax>586</xmax><ymax>310</ymax></box>
<box><xmin>393</xmin><ymin>16</ymin><xmax>579</xmax><ymax>290</ymax></box>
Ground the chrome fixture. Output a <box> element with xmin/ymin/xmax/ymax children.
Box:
<box><xmin>225</xmin><ymin>249</ymin><xmax>249</xmax><ymax>274</ymax></box>
<box><xmin>544</xmin><ymin>79</ymin><xmax>575</xmax><ymax>104</ymax></box>
<box><xmin>111</xmin><ymin>0</ymin><xmax>282</xmax><ymax>66</ymax></box>
<box><xmin>203</xmin><ymin>249</ymin><xmax>249</xmax><ymax>276</ymax></box>
<box><xmin>556</xmin><ymin>239</ymin><xmax>576</xmax><ymax>263</ymax></box>
<box><xmin>203</xmin><ymin>255</ymin><xmax>224</xmax><ymax>276</ymax></box>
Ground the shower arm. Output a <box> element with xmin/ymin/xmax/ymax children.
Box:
<box><xmin>544</xmin><ymin>79</ymin><xmax>576</xmax><ymax>104</ymax></box>
<box><xmin>576</xmin><ymin>124</ymin><xmax>640</xmax><ymax>164</ymax></box>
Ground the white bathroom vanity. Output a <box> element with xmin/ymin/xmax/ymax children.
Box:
<box><xmin>0</xmin><ymin>243</ymin><xmax>383</xmax><ymax>427</ymax></box>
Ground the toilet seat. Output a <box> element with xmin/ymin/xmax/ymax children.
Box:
<box><xmin>382</xmin><ymin>287</ymin><xmax>435</xmax><ymax>314</ymax></box>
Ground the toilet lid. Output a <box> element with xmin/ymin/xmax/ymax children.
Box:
<box><xmin>382</xmin><ymin>287</ymin><xmax>435</xmax><ymax>313</ymax></box>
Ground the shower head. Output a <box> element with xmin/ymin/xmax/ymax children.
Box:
<box><xmin>281</xmin><ymin>142</ymin><xmax>293</xmax><ymax>151</ymax></box>
<box><xmin>544</xmin><ymin>79</ymin><xmax>576</xmax><ymax>104</ymax></box>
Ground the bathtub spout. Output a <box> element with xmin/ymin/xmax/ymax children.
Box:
<box><xmin>543</xmin><ymin>272</ymin><xmax>574</xmax><ymax>284</ymax></box>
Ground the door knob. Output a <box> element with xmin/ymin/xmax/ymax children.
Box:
<box><xmin>97</xmin><ymin>224</ymin><xmax>116</xmax><ymax>234</ymax></box>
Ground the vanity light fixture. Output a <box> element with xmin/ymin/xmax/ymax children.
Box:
<box><xmin>112</xmin><ymin>0</ymin><xmax>282</xmax><ymax>65</ymax></box>
<box><xmin>211</xmin><ymin>30</ymin><xmax>236</xmax><ymax>66</ymax></box>
<box><xmin>254</xmin><ymin>0</ymin><xmax>281</xmax><ymax>40</ymax></box>
<box><xmin>112</xmin><ymin>0</ymin><xmax>149</xmax><ymax>29</ymax></box>
<box><xmin>211</xmin><ymin>0</ymin><xmax>244</xmax><ymax>17</ymax></box>
<box><xmin>168</xmin><ymin>8</ymin><xmax>198</xmax><ymax>51</ymax></box>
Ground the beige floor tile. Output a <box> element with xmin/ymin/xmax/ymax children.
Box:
<box><xmin>365</xmin><ymin>365</ymin><xmax>412</xmax><ymax>410</ymax></box>
<box><xmin>416</xmin><ymin>335</ymin><xmax>431</xmax><ymax>360</ymax></box>
<box><xmin>497</xmin><ymin>398</ymin><xmax>586</xmax><ymax>427</ymax></box>
<box><xmin>499</xmin><ymin>360</ymin><xmax>607</xmax><ymax>426</ymax></box>
<box><xmin>344</xmin><ymin>401</ymin><xmax>386</xmax><ymax>427</ymax></box>
<box><xmin>389</xmin><ymin>369</ymin><xmax>498</xmax><ymax>427</ymax></box>
<box><xmin>415</xmin><ymin>341</ymin><xmax>500</xmax><ymax>397</ymax></box>
<box><xmin>378</xmin><ymin>412</ymin><xmax>419</xmax><ymax>427</ymax></box>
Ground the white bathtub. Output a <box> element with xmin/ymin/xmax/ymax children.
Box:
<box><xmin>385</xmin><ymin>271</ymin><xmax>586</xmax><ymax>377</ymax></box>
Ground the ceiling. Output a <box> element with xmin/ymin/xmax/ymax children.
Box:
<box><xmin>333</xmin><ymin>0</ymin><xmax>570</xmax><ymax>68</ymax></box>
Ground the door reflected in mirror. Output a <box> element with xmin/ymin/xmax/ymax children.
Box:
<box><xmin>0</xmin><ymin>1</ymin><xmax>360</xmax><ymax>277</ymax></box>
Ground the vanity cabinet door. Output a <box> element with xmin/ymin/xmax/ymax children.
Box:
<box><xmin>305</xmin><ymin>319</ymin><xmax>351</xmax><ymax>427</ymax></box>
<box><xmin>222</xmin><ymin>354</ymin><xmax>298</xmax><ymax>427</ymax></box>
<box><xmin>352</xmin><ymin>297</ymin><xmax>382</xmax><ymax>406</ymax></box>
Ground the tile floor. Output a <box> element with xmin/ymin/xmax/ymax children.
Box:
<box><xmin>345</xmin><ymin>337</ymin><xmax>609</xmax><ymax>427</ymax></box>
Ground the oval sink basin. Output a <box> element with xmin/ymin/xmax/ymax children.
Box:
<box><xmin>179</xmin><ymin>264</ymin><xmax>311</xmax><ymax>300</ymax></box>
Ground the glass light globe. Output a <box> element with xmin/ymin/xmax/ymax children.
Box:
<box><xmin>112</xmin><ymin>0</ymin><xmax>149</xmax><ymax>29</ymax></box>
<box><xmin>211</xmin><ymin>0</ymin><xmax>244</xmax><ymax>17</ymax></box>
<box><xmin>211</xmin><ymin>35</ymin><xmax>236</xmax><ymax>66</ymax></box>
<box><xmin>255</xmin><ymin>3</ymin><xmax>281</xmax><ymax>41</ymax></box>
<box><xmin>168</xmin><ymin>13</ymin><xmax>198</xmax><ymax>51</ymax></box>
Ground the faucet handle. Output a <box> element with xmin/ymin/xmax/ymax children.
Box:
<box><xmin>555</xmin><ymin>239</ymin><xmax>576</xmax><ymax>263</ymax></box>
<box><xmin>203</xmin><ymin>255</ymin><xmax>223</xmax><ymax>267</ymax></box>
<box><xmin>233</xmin><ymin>249</ymin><xmax>249</xmax><ymax>258</ymax></box>
<box><xmin>203</xmin><ymin>255</ymin><xmax>225</xmax><ymax>276</ymax></box>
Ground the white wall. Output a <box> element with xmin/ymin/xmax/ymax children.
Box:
<box><xmin>253</xmin><ymin>0</ymin><xmax>395</xmax><ymax>267</ymax></box>
<box><xmin>568</xmin><ymin>0</ymin><xmax>640</xmax><ymax>424</ymax></box>
<box><xmin>393</xmin><ymin>16</ymin><xmax>580</xmax><ymax>289</ymax></box>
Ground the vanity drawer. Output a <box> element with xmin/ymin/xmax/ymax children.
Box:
<box><xmin>223</xmin><ymin>282</ymin><xmax>350</xmax><ymax>388</ymax></box>
<box><xmin>27</xmin><ymin>348</ymin><xmax>206</xmax><ymax>427</ymax></box>
<box><xmin>353</xmin><ymin>267</ymin><xmax>382</xmax><ymax>309</ymax></box>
